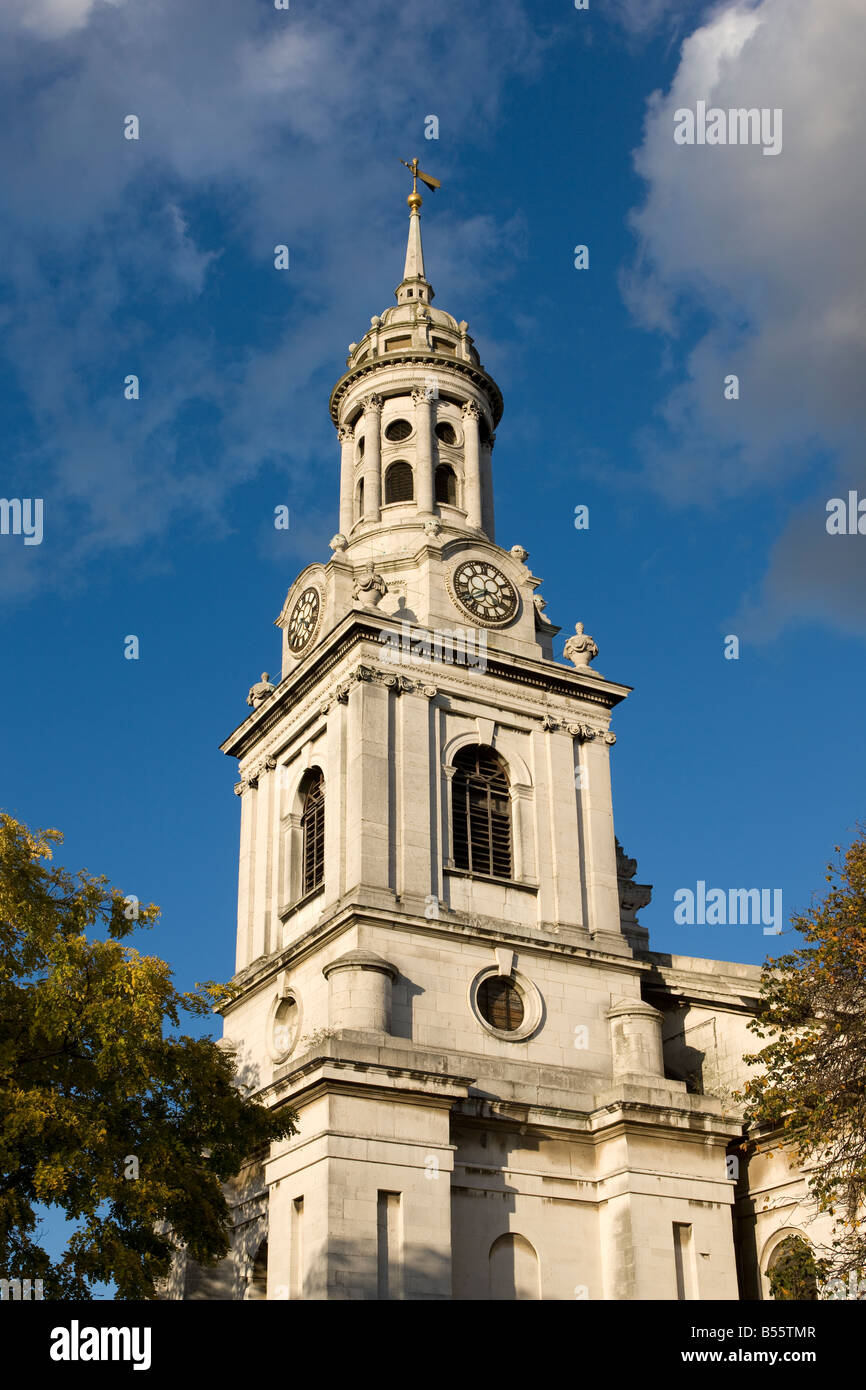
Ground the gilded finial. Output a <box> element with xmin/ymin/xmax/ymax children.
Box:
<box><xmin>400</xmin><ymin>157</ymin><xmax>441</xmax><ymax>210</ymax></box>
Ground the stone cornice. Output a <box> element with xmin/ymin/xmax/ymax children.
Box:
<box><xmin>329</xmin><ymin>351</ymin><xmax>504</xmax><ymax>428</ymax></box>
<box><xmin>220</xmin><ymin>614</ymin><xmax>630</xmax><ymax>763</ymax></box>
<box><xmin>219</xmin><ymin>899</ymin><xmax>649</xmax><ymax>1013</ymax></box>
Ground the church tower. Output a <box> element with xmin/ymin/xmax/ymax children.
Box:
<box><xmin>197</xmin><ymin>169</ymin><xmax>747</xmax><ymax>1302</ymax></box>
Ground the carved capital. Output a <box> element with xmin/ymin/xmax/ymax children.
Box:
<box><xmin>337</xmin><ymin>424</ymin><xmax>354</xmax><ymax>444</ymax></box>
<box><xmin>411</xmin><ymin>385</ymin><xmax>432</xmax><ymax>407</ymax></box>
<box><xmin>461</xmin><ymin>400</ymin><xmax>481</xmax><ymax>422</ymax></box>
<box><xmin>361</xmin><ymin>393</ymin><xmax>383</xmax><ymax>415</ymax></box>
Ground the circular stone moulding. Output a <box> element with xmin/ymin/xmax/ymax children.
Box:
<box><xmin>468</xmin><ymin>966</ymin><xmax>543</xmax><ymax>1042</ymax></box>
<box><xmin>267</xmin><ymin>990</ymin><xmax>303</xmax><ymax>1063</ymax></box>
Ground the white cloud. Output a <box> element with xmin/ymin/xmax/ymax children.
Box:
<box><xmin>0</xmin><ymin>0</ymin><xmax>542</xmax><ymax>599</ymax></box>
<box><xmin>3</xmin><ymin>0</ymin><xmax>125</xmax><ymax>40</ymax></box>
<box><xmin>624</xmin><ymin>0</ymin><xmax>866</xmax><ymax>633</ymax></box>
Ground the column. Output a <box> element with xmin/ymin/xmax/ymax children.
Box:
<box><xmin>461</xmin><ymin>401</ymin><xmax>482</xmax><ymax>529</ymax></box>
<box><xmin>579</xmin><ymin>735</ymin><xmax>622</xmax><ymax>937</ymax></box>
<box><xmin>345</xmin><ymin>676</ymin><xmax>390</xmax><ymax>892</ymax></box>
<box><xmin>544</xmin><ymin>727</ymin><xmax>583</xmax><ymax>928</ymax></box>
<box><xmin>337</xmin><ymin>425</ymin><xmax>354</xmax><ymax>536</ymax></box>
<box><xmin>412</xmin><ymin>387</ymin><xmax>434</xmax><ymax>515</ymax></box>
<box><xmin>397</xmin><ymin>687</ymin><xmax>434</xmax><ymax>901</ymax></box>
<box><xmin>362</xmin><ymin>394</ymin><xmax>383</xmax><ymax>522</ymax></box>
<box><xmin>234</xmin><ymin>783</ymin><xmax>255</xmax><ymax>971</ymax></box>
<box><xmin>480</xmin><ymin>432</ymin><xmax>495</xmax><ymax>540</ymax></box>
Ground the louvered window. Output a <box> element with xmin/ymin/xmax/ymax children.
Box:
<box><xmin>385</xmin><ymin>461</ymin><xmax>414</xmax><ymax>503</ymax></box>
<box><xmin>385</xmin><ymin>418</ymin><xmax>412</xmax><ymax>442</ymax></box>
<box><xmin>301</xmin><ymin>772</ymin><xmax>325</xmax><ymax>894</ymax></box>
<box><xmin>452</xmin><ymin>746</ymin><xmax>512</xmax><ymax>878</ymax></box>
<box><xmin>435</xmin><ymin>464</ymin><xmax>457</xmax><ymax>505</ymax></box>
<box><xmin>477</xmin><ymin>976</ymin><xmax>524</xmax><ymax>1031</ymax></box>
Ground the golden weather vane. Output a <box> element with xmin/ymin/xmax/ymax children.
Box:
<box><xmin>400</xmin><ymin>157</ymin><xmax>441</xmax><ymax>198</ymax></box>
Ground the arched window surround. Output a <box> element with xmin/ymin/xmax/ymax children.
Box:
<box><xmin>279</xmin><ymin>760</ymin><xmax>328</xmax><ymax>916</ymax></box>
<box><xmin>451</xmin><ymin>745</ymin><xmax>512</xmax><ymax>879</ymax></box>
<box><xmin>442</xmin><ymin>735</ymin><xmax>536</xmax><ymax>884</ymax></box>
<box><xmin>384</xmin><ymin>459</ymin><xmax>414</xmax><ymax>504</ymax></box>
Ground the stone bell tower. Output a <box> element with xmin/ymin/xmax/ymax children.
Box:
<box><xmin>185</xmin><ymin>165</ymin><xmax>746</xmax><ymax>1303</ymax></box>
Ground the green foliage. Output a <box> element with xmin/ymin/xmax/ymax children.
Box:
<box><xmin>766</xmin><ymin>1236</ymin><xmax>819</xmax><ymax>1301</ymax></box>
<box><xmin>0</xmin><ymin>812</ymin><xmax>297</xmax><ymax>1299</ymax></box>
<box><xmin>741</xmin><ymin>830</ymin><xmax>866</xmax><ymax>1279</ymax></box>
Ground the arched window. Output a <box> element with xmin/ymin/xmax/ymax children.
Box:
<box><xmin>356</xmin><ymin>477</ymin><xmax>365</xmax><ymax>522</ymax></box>
<box><xmin>452</xmin><ymin>746</ymin><xmax>511</xmax><ymax>878</ymax></box>
<box><xmin>435</xmin><ymin>464</ymin><xmax>457</xmax><ymax>505</ymax></box>
<box><xmin>244</xmin><ymin>1240</ymin><xmax>268</xmax><ymax>1301</ymax></box>
<box><xmin>301</xmin><ymin>771</ymin><xmax>325</xmax><ymax>894</ymax></box>
<box><xmin>385</xmin><ymin>461</ymin><xmax>414</xmax><ymax>503</ymax></box>
<box><xmin>489</xmin><ymin>1233</ymin><xmax>540</xmax><ymax>1300</ymax></box>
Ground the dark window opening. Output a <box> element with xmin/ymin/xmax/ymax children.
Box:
<box><xmin>385</xmin><ymin>418</ymin><xmax>412</xmax><ymax>442</ymax></box>
<box><xmin>385</xmin><ymin>461</ymin><xmax>414</xmax><ymax>503</ymax></box>
<box><xmin>435</xmin><ymin>421</ymin><xmax>457</xmax><ymax>445</ymax></box>
<box><xmin>452</xmin><ymin>746</ymin><xmax>512</xmax><ymax>878</ymax></box>
<box><xmin>301</xmin><ymin>771</ymin><xmax>325</xmax><ymax>894</ymax></box>
<box><xmin>435</xmin><ymin>464</ymin><xmax>457</xmax><ymax>505</ymax></box>
<box><xmin>478</xmin><ymin>977</ymin><xmax>524</xmax><ymax>1032</ymax></box>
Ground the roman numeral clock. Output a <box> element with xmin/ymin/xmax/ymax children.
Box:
<box><xmin>448</xmin><ymin>560</ymin><xmax>518</xmax><ymax>626</ymax></box>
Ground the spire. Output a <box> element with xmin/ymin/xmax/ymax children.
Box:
<box><xmin>395</xmin><ymin>157</ymin><xmax>440</xmax><ymax>306</ymax></box>
<box><xmin>403</xmin><ymin>191</ymin><xmax>426</xmax><ymax>283</ymax></box>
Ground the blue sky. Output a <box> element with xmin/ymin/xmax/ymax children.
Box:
<box><xmin>1</xmin><ymin>0</ymin><xmax>864</xmax><ymax>1026</ymax></box>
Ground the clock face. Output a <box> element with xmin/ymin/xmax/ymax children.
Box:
<box><xmin>449</xmin><ymin>560</ymin><xmax>518</xmax><ymax>627</ymax></box>
<box><xmin>287</xmin><ymin>587</ymin><xmax>321</xmax><ymax>654</ymax></box>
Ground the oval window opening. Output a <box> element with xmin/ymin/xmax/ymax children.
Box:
<box><xmin>385</xmin><ymin>418</ymin><xmax>412</xmax><ymax>442</ymax></box>
<box><xmin>477</xmin><ymin>976</ymin><xmax>524</xmax><ymax>1032</ymax></box>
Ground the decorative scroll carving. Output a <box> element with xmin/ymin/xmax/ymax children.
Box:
<box><xmin>337</xmin><ymin>425</ymin><xmax>353</xmax><ymax>444</ymax></box>
<box><xmin>539</xmin><ymin>714</ymin><xmax>612</xmax><ymax>744</ymax></box>
<box><xmin>617</xmin><ymin>837</ymin><xmax>652</xmax><ymax>950</ymax></box>
<box><xmin>361</xmin><ymin>393</ymin><xmax>383</xmax><ymax>415</ymax></box>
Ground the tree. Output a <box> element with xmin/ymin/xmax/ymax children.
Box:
<box><xmin>0</xmin><ymin>812</ymin><xmax>297</xmax><ymax>1299</ymax></box>
<box><xmin>766</xmin><ymin>1235</ymin><xmax>819</xmax><ymax>1301</ymax></box>
<box><xmin>742</xmin><ymin>830</ymin><xmax>866</xmax><ymax>1284</ymax></box>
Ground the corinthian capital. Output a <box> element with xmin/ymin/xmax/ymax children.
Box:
<box><xmin>411</xmin><ymin>385</ymin><xmax>432</xmax><ymax>407</ymax></box>
<box><xmin>461</xmin><ymin>400</ymin><xmax>481</xmax><ymax>421</ymax></box>
<box><xmin>361</xmin><ymin>393</ymin><xmax>383</xmax><ymax>415</ymax></box>
<box><xmin>337</xmin><ymin>424</ymin><xmax>354</xmax><ymax>444</ymax></box>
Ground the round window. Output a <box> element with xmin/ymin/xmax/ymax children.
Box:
<box><xmin>435</xmin><ymin>421</ymin><xmax>457</xmax><ymax>445</ymax></box>
<box><xmin>477</xmin><ymin>976</ymin><xmax>524</xmax><ymax>1032</ymax></box>
<box><xmin>385</xmin><ymin>418</ymin><xmax>412</xmax><ymax>442</ymax></box>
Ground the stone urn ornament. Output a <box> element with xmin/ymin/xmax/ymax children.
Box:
<box><xmin>564</xmin><ymin>622</ymin><xmax>602</xmax><ymax>678</ymax></box>
<box><xmin>352</xmin><ymin>562</ymin><xmax>388</xmax><ymax>606</ymax></box>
